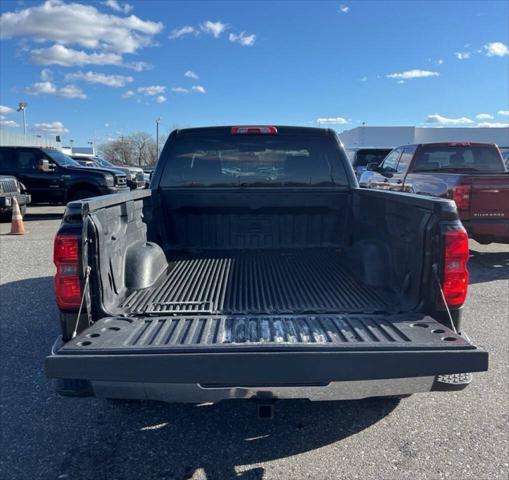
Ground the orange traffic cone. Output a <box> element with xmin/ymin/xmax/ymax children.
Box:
<box><xmin>9</xmin><ymin>197</ymin><xmax>25</xmax><ymax>235</ymax></box>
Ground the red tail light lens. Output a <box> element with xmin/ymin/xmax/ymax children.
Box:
<box><xmin>452</xmin><ymin>185</ymin><xmax>471</xmax><ymax>211</ymax></box>
<box><xmin>54</xmin><ymin>235</ymin><xmax>79</xmax><ymax>263</ymax></box>
<box><xmin>443</xmin><ymin>229</ymin><xmax>469</xmax><ymax>307</ymax></box>
<box><xmin>231</xmin><ymin>126</ymin><xmax>278</xmax><ymax>135</ymax></box>
<box><xmin>54</xmin><ymin>234</ymin><xmax>81</xmax><ymax>310</ymax></box>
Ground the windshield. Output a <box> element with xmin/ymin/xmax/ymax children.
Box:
<box><xmin>94</xmin><ymin>157</ymin><xmax>115</xmax><ymax>168</ymax></box>
<box><xmin>413</xmin><ymin>145</ymin><xmax>504</xmax><ymax>173</ymax></box>
<box><xmin>44</xmin><ymin>149</ymin><xmax>81</xmax><ymax>167</ymax></box>
<box><xmin>354</xmin><ymin>149</ymin><xmax>392</xmax><ymax>167</ymax></box>
<box><xmin>161</xmin><ymin>134</ymin><xmax>349</xmax><ymax>187</ymax></box>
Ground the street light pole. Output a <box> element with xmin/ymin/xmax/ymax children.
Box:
<box><xmin>17</xmin><ymin>101</ymin><xmax>28</xmax><ymax>136</ymax></box>
<box><xmin>156</xmin><ymin>117</ymin><xmax>161</xmax><ymax>160</ymax></box>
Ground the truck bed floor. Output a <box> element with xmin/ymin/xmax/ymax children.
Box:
<box><xmin>122</xmin><ymin>249</ymin><xmax>392</xmax><ymax>315</ymax></box>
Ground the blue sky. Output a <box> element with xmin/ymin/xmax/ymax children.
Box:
<box><xmin>0</xmin><ymin>0</ymin><xmax>508</xmax><ymax>145</ymax></box>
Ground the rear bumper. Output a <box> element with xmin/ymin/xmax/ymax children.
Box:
<box><xmin>127</xmin><ymin>179</ymin><xmax>146</xmax><ymax>190</ymax></box>
<box><xmin>0</xmin><ymin>192</ymin><xmax>31</xmax><ymax>211</ymax></box>
<box><xmin>462</xmin><ymin>218</ymin><xmax>509</xmax><ymax>244</ymax></box>
<box><xmin>91</xmin><ymin>377</ymin><xmax>439</xmax><ymax>403</ymax></box>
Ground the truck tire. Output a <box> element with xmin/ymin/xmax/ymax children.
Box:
<box><xmin>0</xmin><ymin>211</ymin><xmax>11</xmax><ymax>223</ymax></box>
<box><xmin>70</xmin><ymin>189</ymin><xmax>97</xmax><ymax>201</ymax></box>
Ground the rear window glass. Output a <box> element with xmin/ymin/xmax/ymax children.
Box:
<box><xmin>354</xmin><ymin>149</ymin><xmax>391</xmax><ymax>167</ymax></box>
<box><xmin>414</xmin><ymin>145</ymin><xmax>504</xmax><ymax>173</ymax></box>
<box><xmin>160</xmin><ymin>134</ymin><xmax>348</xmax><ymax>187</ymax></box>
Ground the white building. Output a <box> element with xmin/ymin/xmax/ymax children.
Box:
<box><xmin>338</xmin><ymin>126</ymin><xmax>509</xmax><ymax>149</ymax></box>
<box><xmin>0</xmin><ymin>130</ymin><xmax>61</xmax><ymax>148</ymax></box>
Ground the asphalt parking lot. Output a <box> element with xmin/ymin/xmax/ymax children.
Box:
<box><xmin>0</xmin><ymin>205</ymin><xmax>508</xmax><ymax>480</ymax></box>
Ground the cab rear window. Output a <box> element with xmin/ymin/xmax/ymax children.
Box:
<box><xmin>160</xmin><ymin>134</ymin><xmax>348</xmax><ymax>187</ymax></box>
<box><xmin>414</xmin><ymin>145</ymin><xmax>504</xmax><ymax>173</ymax></box>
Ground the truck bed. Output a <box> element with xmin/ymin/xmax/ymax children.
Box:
<box><xmin>121</xmin><ymin>249</ymin><xmax>392</xmax><ymax>316</ymax></box>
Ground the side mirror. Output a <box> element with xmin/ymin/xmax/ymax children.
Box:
<box><xmin>38</xmin><ymin>159</ymin><xmax>55</xmax><ymax>172</ymax></box>
<box><xmin>366</xmin><ymin>162</ymin><xmax>380</xmax><ymax>172</ymax></box>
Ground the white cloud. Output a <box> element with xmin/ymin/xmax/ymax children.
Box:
<box><xmin>31</xmin><ymin>44</ymin><xmax>123</xmax><ymax>67</ymax></box>
<box><xmin>33</xmin><ymin>121</ymin><xmax>69</xmax><ymax>134</ymax></box>
<box><xmin>0</xmin><ymin>105</ymin><xmax>14</xmax><ymax>115</ymax></box>
<box><xmin>484</xmin><ymin>42</ymin><xmax>509</xmax><ymax>57</ymax></box>
<box><xmin>200</xmin><ymin>20</ymin><xmax>227</xmax><ymax>38</ymax></box>
<box><xmin>0</xmin><ymin>118</ymin><xmax>20</xmax><ymax>128</ymax></box>
<box><xmin>138</xmin><ymin>85</ymin><xmax>166</xmax><ymax>96</ymax></box>
<box><xmin>124</xmin><ymin>61</ymin><xmax>152</xmax><ymax>72</ymax></box>
<box><xmin>498</xmin><ymin>110</ymin><xmax>509</xmax><ymax>116</ymax></box>
<box><xmin>184</xmin><ymin>70</ymin><xmax>198</xmax><ymax>79</ymax></box>
<box><xmin>172</xmin><ymin>87</ymin><xmax>189</xmax><ymax>94</ymax></box>
<box><xmin>25</xmin><ymin>81</ymin><xmax>87</xmax><ymax>99</ymax></box>
<box><xmin>40</xmin><ymin>68</ymin><xmax>53</xmax><ymax>81</ymax></box>
<box><xmin>0</xmin><ymin>0</ymin><xmax>162</xmax><ymax>68</ymax></box>
<box><xmin>122</xmin><ymin>90</ymin><xmax>135</xmax><ymax>98</ymax></box>
<box><xmin>455</xmin><ymin>51</ymin><xmax>471</xmax><ymax>60</ymax></box>
<box><xmin>360</xmin><ymin>76</ymin><xmax>368</xmax><ymax>82</ymax></box>
<box><xmin>476</xmin><ymin>113</ymin><xmax>494</xmax><ymax>120</ymax></box>
<box><xmin>425</xmin><ymin>114</ymin><xmax>475</xmax><ymax>125</ymax></box>
<box><xmin>477</xmin><ymin>122</ymin><xmax>509</xmax><ymax>128</ymax></box>
<box><xmin>228</xmin><ymin>31</ymin><xmax>256</xmax><ymax>46</ymax></box>
<box><xmin>0</xmin><ymin>1</ymin><xmax>162</xmax><ymax>54</ymax></box>
<box><xmin>317</xmin><ymin>117</ymin><xmax>348</xmax><ymax>125</ymax></box>
<box><xmin>25</xmin><ymin>81</ymin><xmax>57</xmax><ymax>95</ymax></box>
<box><xmin>169</xmin><ymin>26</ymin><xmax>195</xmax><ymax>39</ymax></box>
<box><xmin>58</xmin><ymin>84</ymin><xmax>87</xmax><ymax>99</ymax></box>
<box><xmin>437</xmin><ymin>59</ymin><xmax>444</xmax><ymax>65</ymax></box>
<box><xmin>339</xmin><ymin>5</ymin><xmax>350</xmax><ymax>13</ymax></box>
<box><xmin>64</xmin><ymin>71</ymin><xmax>133</xmax><ymax>87</ymax></box>
<box><xmin>387</xmin><ymin>69</ymin><xmax>439</xmax><ymax>80</ymax></box>
<box><xmin>103</xmin><ymin>0</ymin><xmax>133</xmax><ymax>14</ymax></box>
<box><xmin>155</xmin><ymin>95</ymin><xmax>166</xmax><ymax>103</ymax></box>
<box><xmin>191</xmin><ymin>85</ymin><xmax>206</xmax><ymax>94</ymax></box>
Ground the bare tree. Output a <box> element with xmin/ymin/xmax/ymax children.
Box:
<box><xmin>99</xmin><ymin>138</ymin><xmax>134</xmax><ymax>165</ymax></box>
<box><xmin>98</xmin><ymin>131</ymin><xmax>165</xmax><ymax>167</ymax></box>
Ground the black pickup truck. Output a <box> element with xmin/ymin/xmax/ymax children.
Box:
<box><xmin>0</xmin><ymin>146</ymin><xmax>128</xmax><ymax>203</ymax></box>
<box><xmin>45</xmin><ymin>126</ymin><xmax>488</xmax><ymax>404</ymax></box>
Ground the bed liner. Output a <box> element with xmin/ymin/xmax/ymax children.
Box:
<box><xmin>121</xmin><ymin>249</ymin><xmax>392</xmax><ymax>316</ymax></box>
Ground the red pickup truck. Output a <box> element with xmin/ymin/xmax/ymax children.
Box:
<box><xmin>359</xmin><ymin>142</ymin><xmax>509</xmax><ymax>244</ymax></box>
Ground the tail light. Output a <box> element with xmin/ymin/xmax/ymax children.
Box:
<box><xmin>54</xmin><ymin>234</ymin><xmax>81</xmax><ymax>310</ymax></box>
<box><xmin>231</xmin><ymin>126</ymin><xmax>278</xmax><ymax>135</ymax></box>
<box><xmin>452</xmin><ymin>184</ymin><xmax>471</xmax><ymax>211</ymax></box>
<box><xmin>443</xmin><ymin>229</ymin><xmax>469</xmax><ymax>307</ymax></box>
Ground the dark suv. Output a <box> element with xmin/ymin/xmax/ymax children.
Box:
<box><xmin>0</xmin><ymin>147</ymin><xmax>128</xmax><ymax>203</ymax></box>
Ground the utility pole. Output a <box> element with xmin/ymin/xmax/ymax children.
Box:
<box><xmin>17</xmin><ymin>101</ymin><xmax>28</xmax><ymax>136</ymax></box>
<box><xmin>156</xmin><ymin>117</ymin><xmax>161</xmax><ymax>161</ymax></box>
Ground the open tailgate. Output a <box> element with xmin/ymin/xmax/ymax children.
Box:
<box><xmin>46</xmin><ymin>314</ymin><xmax>488</xmax><ymax>385</ymax></box>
